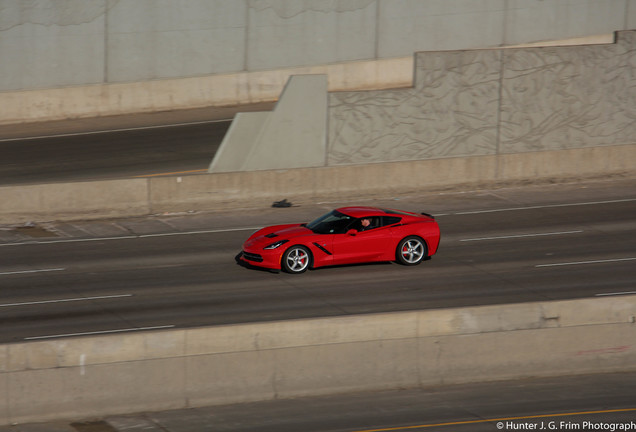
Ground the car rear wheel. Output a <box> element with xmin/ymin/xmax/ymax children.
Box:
<box><xmin>396</xmin><ymin>236</ymin><xmax>427</xmax><ymax>266</ymax></box>
<box><xmin>282</xmin><ymin>245</ymin><xmax>311</xmax><ymax>274</ymax></box>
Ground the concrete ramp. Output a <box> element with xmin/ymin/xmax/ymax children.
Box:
<box><xmin>209</xmin><ymin>74</ymin><xmax>327</xmax><ymax>173</ymax></box>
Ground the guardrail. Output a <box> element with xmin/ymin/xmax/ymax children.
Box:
<box><xmin>1</xmin><ymin>143</ymin><xmax>634</xmax><ymax>224</ymax></box>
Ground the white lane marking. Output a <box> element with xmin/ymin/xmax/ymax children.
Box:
<box><xmin>0</xmin><ymin>227</ymin><xmax>262</xmax><ymax>247</ymax></box>
<box><xmin>596</xmin><ymin>291</ymin><xmax>636</xmax><ymax>297</ymax></box>
<box><xmin>0</xmin><ymin>294</ymin><xmax>132</xmax><ymax>308</ymax></box>
<box><xmin>455</xmin><ymin>198</ymin><xmax>636</xmax><ymax>215</ymax></box>
<box><xmin>0</xmin><ymin>119</ymin><xmax>230</xmax><ymax>143</ymax></box>
<box><xmin>0</xmin><ymin>236</ymin><xmax>136</xmax><ymax>247</ymax></box>
<box><xmin>461</xmin><ymin>230</ymin><xmax>583</xmax><ymax>242</ymax></box>
<box><xmin>24</xmin><ymin>325</ymin><xmax>175</xmax><ymax>341</ymax></box>
<box><xmin>1</xmin><ymin>196</ymin><xmax>634</xmax><ymax>247</ymax></box>
<box><xmin>536</xmin><ymin>257</ymin><xmax>636</xmax><ymax>268</ymax></box>
<box><xmin>0</xmin><ymin>267</ymin><xmax>65</xmax><ymax>275</ymax></box>
<box><xmin>137</xmin><ymin>227</ymin><xmax>262</xmax><ymax>238</ymax></box>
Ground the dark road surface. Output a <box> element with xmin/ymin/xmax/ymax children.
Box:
<box><xmin>3</xmin><ymin>372</ymin><xmax>636</xmax><ymax>431</ymax></box>
<box><xmin>1</xmin><ymin>111</ymin><xmax>634</xmax><ymax>431</ymax></box>
<box><xmin>1</xmin><ymin>178</ymin><xmax>634</xmax><ymax>344</ymax></box>
<box><xmin>0</xmin><ymin>103</ymin><xmax>274</xmax><ymax>185</ymax></box>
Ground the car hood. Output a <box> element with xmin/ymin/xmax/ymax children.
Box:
<box><xmin>244</xmin><ymin>224</ymin><xmax>313</xmax><ymax>249</ymax></box>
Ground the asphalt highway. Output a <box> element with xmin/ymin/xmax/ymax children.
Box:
<box><xmin>0</xmin><ymin>121</ymin><xmax>228</xmax><ymax>184</ymax></box>
<box><xmin>102</xmin><ymin>372</ymin><xmax>636</xmax><ymax>432</ymax></box>
<box><xmin>4</xmin><ymin>372</ymin><xmax>636</xmax><ymax>431</ymax></box>
<box><xmin>1</xmin><ymin>113</ymin><xmax>635</xmax><ymax>430</ymax></box>
<box><xmin>0</xmin><ymin>103</ymin><xmax>274</xmax><ymax>185</ymax></box>
<box><xmin>1</xmin><ymin>177</ymin><xmax>635</xmax><ymax>344</ymax></box>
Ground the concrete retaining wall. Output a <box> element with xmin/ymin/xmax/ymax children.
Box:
<box><xmin>328</xmin><ymin>30</ymin><xmax>636</xmax><ymax>165</ymax></box>
<box><xmin>1</xmin><ymin>0</ymin><xmax>629</xmax><ymax>124</ymax></box>
<box><xmin>208</xmin><ymin>31</ymin><xmax>636</xmax><ymax>173</ymax></box>
<box><xmin>2</xmin><ymin>1</ymin><xmax>629</xmax><ymax>91</ymax></box>
<box><xmin>0</xmin><ymin>57</ymin><xmax>413</xmax><ymax>125</ymax></box>
<box><xmin>1</xmin><ymin>142</ymin><xmax>634</xmax><ymax>224</ymax></box>
<box><xmin>2</xmin><ymin>295</ymin><xmax>635</xmax><ymax>424</ymax></box>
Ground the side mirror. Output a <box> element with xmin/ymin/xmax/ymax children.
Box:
<box><xmin>346</xmin><ymin>229</ymin><xmax>357</xmax><ymax>236</ymax></box>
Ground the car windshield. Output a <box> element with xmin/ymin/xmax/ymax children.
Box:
<box><xmin>306</xmin><ymin>210</ymin><xmax>354</xmax><ymax>234</ymax></box>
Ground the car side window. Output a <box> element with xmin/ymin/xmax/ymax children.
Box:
<box><xmin>354</xmin><ymin>216</ymin><xmax>381</xmax><ymax>232</ymax></box>
<box><xmin>346</xmin><ymin>216</ymin><xmax>401</xmax><ymax>232</ymax></box>
<box><xmin>382</xmin><ymin>216</ymin><xmax>401</xmax><ymax>227</ymax></box>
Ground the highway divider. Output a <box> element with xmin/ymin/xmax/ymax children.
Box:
<box><xmin>1</xmin><ymin>143</ymin><xmax>634</xmax><ymax>224</ymax></box>
<box><xmin>1</xmin><ymin>295</ymin><xmax>635</xmax><ymax>424</ymax></box>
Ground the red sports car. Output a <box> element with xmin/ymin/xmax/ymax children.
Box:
<box><xmin>238</xmin><ymin>206</ymin><xmax>440</xmax><ymax>274</ymax></box>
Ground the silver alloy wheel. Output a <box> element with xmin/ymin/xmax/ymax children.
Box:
<box><xmin>283</xmin><ymin>246</ymin><xmax>310</xmax><ymax>273</ymax></box>
<box><xmin>397</xmin><ymin>237</ymin><xmax>426</xmax><ymax>265</ymax></box>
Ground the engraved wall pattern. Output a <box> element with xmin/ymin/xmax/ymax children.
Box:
<box><xmin>500</xmin><ymin>32</ymin><xmax>636</xmax><ymax>153</ymax></box>
<box><xmin>327</xmin><ymin>30</ymin><xmax>636</xmax><ymax>166</ymax></box>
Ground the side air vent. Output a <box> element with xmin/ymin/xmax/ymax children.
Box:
<box><xmin>312</xmin><ymin>242</ymin><xmax>332</xmax><ymax>255</ymax></box>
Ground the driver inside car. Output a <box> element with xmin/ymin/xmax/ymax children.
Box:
<box><xmin>358</xmin><ymin>217</ymin><xmax>377</xmax><ymax>231</ymax></box>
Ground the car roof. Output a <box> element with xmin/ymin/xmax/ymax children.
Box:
<box><xmin>336</xmin><ymin>206</ymin><xmax>396</xmax><ymax>218</ymax></box>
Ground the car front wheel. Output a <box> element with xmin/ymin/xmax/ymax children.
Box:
<box><xmin>396</xmin><ymin>236</ymin><xmax>427</xmax><ymax>266</ymax></box>
<box><xmin>282</xmin><ymin>245</ymin><xmax>311</xmax><ymax>274</ymax></box>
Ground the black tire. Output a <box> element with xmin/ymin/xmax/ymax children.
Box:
<box><xmin>282</xmin><ymin>245</ymin><xmax>312</xmax><ymax>274</ymax></box>
<box><xmin>396</xmin><ymin>236</ymin><xmax>427</xmax><ymax>266</ymax></box>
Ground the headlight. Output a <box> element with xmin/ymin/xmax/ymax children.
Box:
<box><xmin>264</xmin><ymin>240</ymin><xmax>289</xmax><ymax>250</ymax></box>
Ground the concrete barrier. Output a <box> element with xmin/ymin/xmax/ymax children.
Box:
<box><xmin>2</xmin><ymin>295</ymin><xmax>635</xmax><ymax>424</ymax></box>
<box><xmin>0</xmin><ymin>178</ymin><xmax>149</xmax><ymax>224</ymax></box>
<box><xmin>0</xmin><ymin>57</ymin><xmax>413</xmax><ymax>125</ymax></box>
<box><xmin>0</xmin><ymin>143</ymin><xmax>634</xmax><ymax>224</ymax></box>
